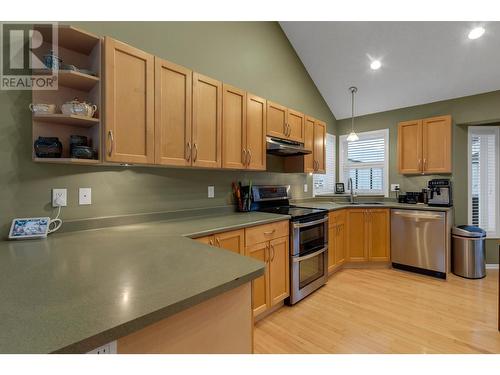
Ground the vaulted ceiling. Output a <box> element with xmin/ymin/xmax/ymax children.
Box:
<box><xmin>280</xmin><ymin>22</ymin><xmax>500</xmax><ymax>119</ymax></box>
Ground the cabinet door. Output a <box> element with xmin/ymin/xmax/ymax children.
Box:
<box><xmin>303</xmin><ymin>116</ymin><xmax>315</xmax><ymax>173</ymax></box>
<box><xmin>334</xmin><ymin>211</ymin><xmax>346</xmax><ymax>266</ymax></box>
<box><xmin>397</xmin><ymin>120</ymin><xmax>422</xmax><ymax>174</ymax></box>
<box><xmin>287</xmin><ymin>109</ymin><xmax>305</xmax><ymax>142</ymax></box>
<box><xmin>422</xmin><ymin>115</ymin><xmax>452</xmax><ymax>174</ymax></box>
<box><xmin>327</xmin><ymin>223</ymin><xmax>337</xmax><ymax>273</ymax></box>
<box><xmin>192</xmin><ymin>73</ymin><xmax>222</xmax><ymax>168</ymax></box>
<box><xmin>246</xmin><ymin>94</ymin><xmax>267</xmax><ymax>171</ymax></box>
<box><xmin>214</xmin><ymin>229</ymin><xmax>245</xmax><ymax>255</ymax></box>
<box><xmin>269</xmin><ymin>236</ymin><xmax>290</xmax><ymax>306</ymax></box>
<box><xmin>246</xmin><ymin>242</ymin><xmax>270</xmax><ymax>316</ymax></box>
<box><xmin>314</xmin><ymin>120</ymin><xmax>326</xmax><ymax>173</ymax></box>
<box><xmin>104</xmin><ymin>37</ymin><xmax>154</xmax><ymax>164</ymax></box>
<box><xmin>368</xmin><ymin>209</ymin><xmax>390</xmax><ymax>262</ymax></box>
<box><xmin>195</xmin><ymin>235</ymin><xmax>214</xmax><ymax>246</ymax></box>
<box><xmin>346</xmin><ymin>209</ymin><xmax>368</xmax><ymax>262</ymax></box>
<box><xmin>267</xmin><ymin>101</ymin><xmax>287</xmax><ymax>139</ymax></box>
<box><xmin>154</xmin><ymin>58</ymin><xmax>192</xmax><ymax>166</ymax></box>
<box><xmin>222</xmin><ymin>84</ymin><xmax>246</xmax><ymax>169</ymax></box>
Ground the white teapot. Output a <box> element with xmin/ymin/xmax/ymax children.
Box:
<box><xmin>61</xmin><ymin>98</ymin><xmax>97</xmax><ymax>118</ymax></box>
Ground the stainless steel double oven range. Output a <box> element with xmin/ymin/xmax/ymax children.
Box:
<box><xmin>252</xmin><ymin>185</ymin><xmax>328</xmax><ymax>304</ymax></box>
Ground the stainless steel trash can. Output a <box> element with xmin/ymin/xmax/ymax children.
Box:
<box><xmin>452</xmin><ymin>225</ymin><xmax>487</xmax><ymax>279</ymax></box>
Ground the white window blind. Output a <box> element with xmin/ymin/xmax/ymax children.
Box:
<box><xmin>468</xmin><ymin>127</ymin><xmax>499</xmax><ymax>236</ymax></box>
<box><xmin>313</xmin><ymin>134</ymin><xmax>335</xmax><ymax>195</ymax></box>
<box><xmin>339</xmin><ymin>129</ymin><xmax>389</xmax><ymax>196</ymax></box>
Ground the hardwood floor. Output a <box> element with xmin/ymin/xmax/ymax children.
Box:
<box><xmin>254</xmin><ymin>268</ymin><xmax>500</xmax><ymax>354</ymax></box>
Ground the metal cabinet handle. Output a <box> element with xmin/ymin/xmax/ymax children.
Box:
<box><xmin>423</xmin><ymin>158</ymin><xmax>427</xmax><ymax>171</ymax></box>
<box><xmin>247</xmin><ymin>149</ymin><xmax>252</xmax><ymax>166</ymax></box>
<box><xmin>263</xmin><ymin>229</ymin><xmax>276</xmax><ymax>236</ymax></box>
<box><xmin>242</xmin><ymin>149</ymin><xmax>247</xmax><ymax>165</ymax></box>
<box><xmin>418</xmin><ymin>158</ymin><xmax>421</xmax><ymax>170</ymax></box>
<box><xmin>270</xmin><ymin>244</ymin><xmax>275</xmax><ymax>262</ymax></box>
<box><xmin>108</xmin><ymin>130</ymin><xmax>114</xmax><ymax>157</ymax></box>
<box><xmin>193</xmin><ymin>143</ymin><xmax>198</xmax><ymax>162</ymax></box>
<box><xmin>186</xmin><ymin>142</ymin><xmax>191</xmax><ymax>162</ymax></box>
<box><xmin>265</xmin><ymin>244</ymin><xmax>270</xmax><ymax>263</ymax></box>
<box><xmin>216</xmin><ymin>237</ymin><xmax>220</xmax><ymax>247</ymax></box>
<box><xmin>209</xmin><ymin>239</ymin><xmax>214</xmax><ymax>246</ymax></box>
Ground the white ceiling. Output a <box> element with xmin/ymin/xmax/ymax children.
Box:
<box><xmin>280</xmin><ymin>22</ymin><xmax>500</xmax><ymax>119</ymax></box>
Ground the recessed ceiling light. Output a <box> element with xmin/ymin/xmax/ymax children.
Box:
<box><xmin>468</xmin><ymin>27</ymin><xmax>485</xmax><ymax>40</ymax></box>
<box><xmin>370</xmin><ymin>60</ymin><xmax>381</xmax><ymax>70</ymax></box>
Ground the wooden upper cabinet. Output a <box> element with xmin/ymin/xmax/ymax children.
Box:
<box><xmin>104</xmin><ymin>37</ymin><xmax>154</xmax><ymax>164</ymax></box>
<box><xmin>313</xmin><ymin>120</ymin><xmax>326</xmax><ymax>174</ymax></box>
<box><xmin>368</xmin><ymin>209</ymin><xmax>390</xmax><ymax>262</ymax></box>
<box><xmin>287</xmin><ymin>109</ymin><xmax>305</xmax><ymax>143</ymax></box>
<box><xmin>192</xmin><ymin>73</ymin><xmax>222</xmax><ymax>168</ymax></box>
<box><xmin>303</xmin><ymin>116</ymin><xmax>315</xmax><ymax>173</ymax></box>
<box><xmin>267</xmin><ymin>101</ymin><xmax>287</xmax><ymax>139</ymax></box>
<box><xmin>422</xmin><ymin>115</ymin><xmax>452</xmax><ymax>174</ymax></box>
<box><xmin>246</xmin><ymin>242</ymin><xmax>270</xmax><ymax>317</ymax></box>
<box><xmin>154</xmin><ymin>58</ymin><xmax>192</xmax><ymax>166</ymax></box>
<box><xmin>398</xmin><ymin>115</ymin><xmax>452</xmax><ymax>175</ymax></box>
<box><xmin>346</xmin><ymin>209</ymin><xmax>368</xmax><ymax>262</ymax></box>
<box><xmin>222</xmin><ymin>84</ymin><xmax>246</xmax><ymax>169</ymax></box>
<box><xmin>269</xmin><ymin>236</ymin><xmax>290</xmax><ymax>306</ymax></box>
<box><xmin>214</xmin><ymin>229</ymin><xmax>245</xmax><ymax>255</ymax></box>
<box><xmin>397</xmin><ymin>120</ymin><xmax>422</xmax><ymax>174</ymax></box>
<box><xmin>246</xmin><ymin>94</ymin><xmax>267</xmax><ymax>171</ymax></box>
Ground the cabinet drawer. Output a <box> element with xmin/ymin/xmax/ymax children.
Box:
<box><xmin>245</xmin><ymin>221</ymin><xmax>289</xmax><ymax>246</ymax></box>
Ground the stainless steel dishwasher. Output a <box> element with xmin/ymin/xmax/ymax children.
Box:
<box><xmin>391</xmin><ymin>209</ymin><xmax>447</xmax><ymax>279</ymax></box>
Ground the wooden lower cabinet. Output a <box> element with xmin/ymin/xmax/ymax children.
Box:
<box><xmin>368</xmin><ymin>209</ymin><xmax>391</xmax><ymax>261</ymax></box>
<box><xmin>195</xmin><ymin>229</ymin><xmax>244</xmax><ymax>255</ymax></box>
<box><xmin>246</xmin><ymin>242</ymin><xmax>270</xmax><ymax>316</ymax></box>
<box><xmin>269</xmin><ymin>236</ymin><xmax>290</xmax><ymax>305</ymax></box>
<box><xmin>328</xmin><ymin>210</ymin><xmax>346</xmax><ymax>273</ymax></box>
<box><xmin>346</xmin><ymin>208</ymin><xmax>390</xmax><ymax>263</ymax></box>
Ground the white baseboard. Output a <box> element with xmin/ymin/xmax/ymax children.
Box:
<box><xmin>486</xmin><ymin>264</ymin><xmax>499</xmax><ymax>269</ymax></box>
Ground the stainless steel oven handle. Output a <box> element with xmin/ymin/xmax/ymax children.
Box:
<box><xmin>292</xmin><ymin>247</ymin><xmax>327</xmax><ymax>262</ymax></box>
<box><xmin>292</xmin><ymin>216</ymin><xmax>328</xmax><ymax>228</ymax></box>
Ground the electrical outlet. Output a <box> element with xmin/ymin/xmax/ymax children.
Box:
<box><xmin>304</xmin><ymin>184</ymin><xmax>308</xmax><ymax>193</ymax></box>
<box><xmin>208</xmin><ymin>186</ymin><xmax>215</xmax><ymax>198</ymax></box>
<box><xmin>391</xmin><ymin>184</ymin><xmax>400</xmax><ymax>192</ymax></box>
<box><xmin>52</xmin><ymin>189</ymin><xmax>67</xmax><ymax>207</ymax></box>
<box><xmin>79</xmin><ymin>188</ymin><xmax>92</xmax><ymax>205</ymax></box>
<box><xmin>87</xmin><ymin>341</ymin><xmax>117</xmax><ymax>354</ymax></box>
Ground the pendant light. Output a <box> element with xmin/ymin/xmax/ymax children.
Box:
<box><xmin>346</xmin><ymin>86</ymin><xmax>359</xmax><ymax>142</ymax></box>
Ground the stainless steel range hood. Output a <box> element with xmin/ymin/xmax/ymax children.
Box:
<box><xmin>266</xmin><ymin>137</ymin><xmax>311</xmax><ymax>156</ymax></box>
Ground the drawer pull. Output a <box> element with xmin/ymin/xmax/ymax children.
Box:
<box><xmin>263</xmin><ymin>229</ymin><xmax>276</xmax><ymax>236</ymax></box>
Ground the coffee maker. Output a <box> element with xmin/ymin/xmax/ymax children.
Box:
<box><xmin>427</xmin><ymin>179</ymin><xmax>453</xmax><ymax>207</ymax></box>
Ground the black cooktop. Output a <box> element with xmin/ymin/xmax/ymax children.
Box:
<box><xmin>258</xmin><ymin>205</ymin><xmax>327</xmax><ymax>220</ymax></box>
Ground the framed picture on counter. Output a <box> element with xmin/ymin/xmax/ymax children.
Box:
<box><xmin>335</xmin><ymin>182</ymin><xmax>345</xmax><ymax>194</ymax></box>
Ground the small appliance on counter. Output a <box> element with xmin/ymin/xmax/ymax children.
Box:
<box><xmin>427</xmin><ymin>179</ymin><xmax>453</xmax><ymax>207</ymax></box>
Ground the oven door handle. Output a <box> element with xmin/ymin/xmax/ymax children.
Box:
<box><xmin>292</xmin><ymin>247</ymin><xmax>327</xmax><ymax>262</ymax></box>
<box><xmin>292</xmin><ymin>216</ymin><xmax>328</xmax><ymax>228</ymax></box>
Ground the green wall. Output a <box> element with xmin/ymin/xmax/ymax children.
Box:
<box><xmin>336</xmin><ymin>90</ymin><xmax>500</xmax><ymax>263</ymax></box>
<box><xmin>0</xmin><ymin>22</ymin><xmax>336</xmax><ymax>235</ymax></box>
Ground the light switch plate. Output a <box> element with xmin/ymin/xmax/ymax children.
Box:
<box><xmin>208</xmin><ymin>186</ymin><xmax>215</xmax><ymax>198</ymax></box>
<box><xmin>391</xmin><ymin>184</ymin><xmax>400</xmax><ymax>192</ymax></box>
<box><xmin>304</xmin><ymin>184</ymin><xmax>308</xmax><ymax>193</ymax></box>
<box><xmin>79</xmin><ymin>188</ymin><xmax>92</xmax><ymax>205</ymax></box>
<box><xmin>52</xmin><ymin>188</ymin><xmax>67</xmax><ymax>207</ymax></box>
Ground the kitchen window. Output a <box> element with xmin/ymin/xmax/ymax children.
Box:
<box><xmin>313</xmin><ymin>134</ymin><xmax>336</xmax><ymax>196</ymax></box>
<box><xmin>339</xmin><ymin>129</ymin><xmax>389</xmax><ymax>196</ymax></box>
<box><xmin>468</xmin><ymin>126</ymin><xmax>500</xmax><ymax>237</ymax></box>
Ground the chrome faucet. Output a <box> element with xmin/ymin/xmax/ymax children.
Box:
<box><xmin>348</xmin><ymin>177</ymin><xmax>356</xmax><ymax>203</ymax></box>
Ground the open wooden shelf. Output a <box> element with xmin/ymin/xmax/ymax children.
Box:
<box><xmin>34</xmin><ymin>25</ymin><xmax>101</xmax><ymax>54</ymax></box>
<box><xmin>33</xmin><ymin>114</ymin><xmax>99</xmax><ymax>127</ymax></box>
<box><xmin>33</xmin><ymin>157</ymin><xmax>100</xmax><ymax>165</ymax></box>
<box><xmin>33</xmin><ymin>69</ymin><xmax>99</xmax><ymax>91</ymax></box>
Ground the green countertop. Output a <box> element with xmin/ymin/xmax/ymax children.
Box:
<box><xmin>0</xmin><ymin>211</ymin><xmax>289</xmax><ymax>354</ymax></box>
<box><xmin>294</xmin><ymin>200</ymin><xmax>454</xmax><ymax>212</ymax></box>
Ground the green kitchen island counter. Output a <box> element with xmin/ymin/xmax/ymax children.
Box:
<box><xmin>0</xmin><ymin>210</ymin><xmax>289</xmax><ymax>353</ymax></box>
